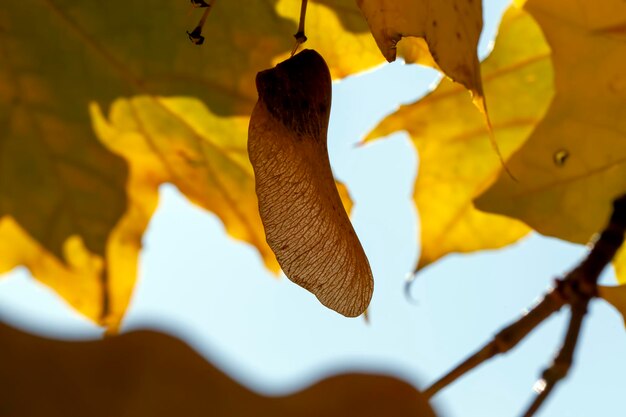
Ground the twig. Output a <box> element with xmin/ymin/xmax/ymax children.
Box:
<box><xmin>521</xmin><ymin>297</ymin><xmax>588</xmax><ymax>417</ymax></box>
<box><xmin>291</xmin><ymin>0</ymin><xmax>308</xmax><ymax>56</ymax></box>
<box><xmin>424</xmin><ymin>194</ymin><xmax>626</xmax><ymax>408</ymax></box>
<box><xmin>187</xmin><ymin>0</ymin><xmax>217</xmax><ymax>45</ymax></box>
<box><xmin>519</xmin><ymin>194</ymin><xmax>626</xmax><ymax>416</ymax></box>
<box><xmin>424</xmin><ymin>285</ymin><xmax>567</xmax><ymax>399</ymax></box>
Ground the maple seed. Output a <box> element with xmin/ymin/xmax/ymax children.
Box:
<box><xmin>248</xmin><ymin>49</ymin><xmax>374</xmax><ymax>317</ymax></box>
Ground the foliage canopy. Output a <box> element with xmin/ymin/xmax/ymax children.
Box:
<box><xmin>1</xmin><ymin>0</ymin><xmax>626</xmax><ymax>414</ymax></box>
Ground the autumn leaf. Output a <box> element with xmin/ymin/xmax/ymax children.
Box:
<box><xmin>0</xmin><ymin>322</ymin><xmax>437</xmax><ymax>417</ymax></box>
<box><xmin>364</xmin><ymin>5</ymin><xmax>553</xmax><ymax>270</ymax></box>
<box><xmin>249</xmin><ymin>50</ymin><xmax>373</xmax><ymax>317</ymax></box>
<box><xmin>476</xmin><ymin>0</ymin><xmax>626</xmax><ymax>250</ymax></box>
<box><xmin>356</xmin><ymin>0</ymin><xmax>484</xmax><ymax>99</ymax></box>
<box><xmin>612</xmin><ymin>247</ymin><xmax>626</xmax><ymax>285</ymax></box>
<box><xmin>0</xmin><ymin>0</ymin><xmax>384</xmax><ymax>326</ymax></box>
<box><xmin>598</xmin><ymin>284</ymin><xmax>626</xmax><ymax>327</ymax></box>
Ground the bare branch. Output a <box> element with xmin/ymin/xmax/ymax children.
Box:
<box><xmin>425</xmin><ymin>194</ymin><xmax>626</xmax><ymax>405</ymax></box>
<box><xmin>521</xmin><ymin>298</ymin><xmax>588</xmax><ymax>417</ymax></box>
<box><xmin>424</xmin><ymin>288</ymin><xmax>566</xmax><ymax>399</ymax></box>
<box><xmin>518</xmin><ymin>195</ymin><xmax>626</xmax><ymax>416</ymax></box>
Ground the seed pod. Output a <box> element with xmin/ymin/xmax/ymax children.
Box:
<box><xmin>248</xmin><ymin>49</ymin><xmax>373</xmax><ymax>317</ymax></box>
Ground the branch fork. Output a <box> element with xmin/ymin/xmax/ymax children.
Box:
<box><xmin>425</xmin><ymin>194</ymin><xmax>626</xmax><ymax>417</ymax></box>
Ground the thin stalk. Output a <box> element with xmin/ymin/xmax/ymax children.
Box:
<box><xmin>521</xmin><ymin>299</ymin><xmax>588</xmax><ymax>417</ymax></box>
<box><xmin>187</xmin><ymin>0</ymin><xmax>216</xmax><ymax>45</ymax></box>
<box><xmin>425</xmin><ymin>194</ymin><xmax>626</xmax><ymax>401</ymax></box>
<box><xmin>424</xmin><ymin>289</ymin><xmax>566</xmax><ymax>399</ymax></box>
<box><xmin>291</xmin><ymin>0</ymin><xmax>308</xmax><ymax>56</ymax></box>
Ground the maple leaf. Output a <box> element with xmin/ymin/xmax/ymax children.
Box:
<box><xmin>356</xmin><ymin>0</ymin><xmax>484</xmax><ymax>98</ymax></box>
<box><xmin>0</xmin><ymin>322</ymin><xmax>437</xmax><ymax>417</ymax></box>
<box><xmin>0</xmin><ymin>0</ymin><xmax>383</xmax><ymax>326</ymax></box>
<box><xmin>612</xmin><ymin>247</ymin><xmax>626</xmax><ymax>285</ymax></box>
<box><xmin>476</xmin><ymin>0</ymin><xmax>626</xmax><ymax>250</ymax></box>
<box><xmin>356</xmin><ymin>0</ymin><xmax>510</xmax><ymax>186</ymax></box>
<box><xmin>364</xmin><ymin>5</ymin><xmax>554</xmax><ymax>270</ymax></box>
<box><xmin>598</xmin><ymin>284</ymin><xmax>626</xmax><ymax>327</ymax></box>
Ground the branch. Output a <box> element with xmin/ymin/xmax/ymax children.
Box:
<box><xmin>424</xmin><ymin>283</ymin><xmax>566</xmax><ymax>399</ymax></box>
<box><xmin>521</xmin><ymin>296</ymin><xmax>588</xmax><ymax>417</ymax></box>
<box><xmin>187</xmin><ymin>0</ymin><xmax>217</xmax><ymax>45</ymax></box>
<box><xmin>520</xmin><ymin>194</ymin><xmax>626</xmax><ymax>416</ymax></box>
<box><xmin>424</xmin><ymin>194</ymin><xmax>626</xmax><ymax>409</ymax></box>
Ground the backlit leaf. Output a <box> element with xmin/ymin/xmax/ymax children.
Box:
<box><xmin>612</xmin><ymin>246</ymin><xmax>626</xmax><ymax>285</ymax></box>
<box><xmin>364</xmin><ymin>6</ymin><xmax>553</xmax><ymax>270</ymax></box>
<box><xmin>0</xmin><ymin>0</ymin><xmax>381</xmax><ymax>325</ymax></box>
<box><xmin>249</xmin><ymin>50</ymin><xmax>373</xmax><ymax>317</ymax></box>
<box><xmin>476</xmin><ymin>0</ymin><xmax>626</xmax><ymax>245</ymax></box>
<box><xmin>356</xmin><ymin>0</ymin><xmax>484</xmax><ymax>98</ymax></box>
<box><xmin>91</xmin><ymin>97</ymin><xmax>278</xmax><ymax>271</ymax></box>
<box><xmin>598</xmin><ymin>284</ymin><xmax>626</xmax><ymax>327</ymax></box>
<box><xmin>0</xmin><ymin>322</ymin><xmax>437</xmax><ymax>417</ymax></box>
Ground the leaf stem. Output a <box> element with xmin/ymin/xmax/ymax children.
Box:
<box><xmin>187</xmin><ymin>0</ymin><xmax>217</xmax><ymax>45</ymax></box>
<box><xmin>291</xmin><ymin>0</ymin><xmax>308</xmax><ymax>56</ymax></box>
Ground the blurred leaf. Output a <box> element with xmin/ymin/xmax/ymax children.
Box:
<box><xmin>0</xmin><ymin>2</ymin><xmax>129</xmax><ymax>261</ymax></box>
<box><xmin>0</xmin><ymin>0</ymin><xmax>380</xmax><ymax>325</ymax></box>
<box><xmin>476</xmin><ymin>0</ymin><xmax>626</xmax><ymax>245</ymax></box>
<box><xmin>364</xmin><ymin>6</ymin><xmax>553</xmax><ymax>270</ymax></box>
<box><xmin>92</xmin><ymin>97</ymin><xmax>278</xmax><ymax>269</ymax></box>
<box><xmin>0</xmin><ymin>322</ymin><xmax>437</xmax><ymax>417</ymax></box>
<box><xmin>0</xmin><ymin>0</ymin><xmax>131</xmax><ymax>324</ymax></box>
<box><xmin>613</xmin><ymin>245</ymin><xmax>626</xmax><ymax>285</ymax></box>
<box><xmin>355</xmin><ymin>0</ymin><xmax>484</xmax><ymax>99</ymax></box>
<box><xmin>598</xmin><ymin>284</ymin><xmax>626</xmax><ymax>327</ymax></box>
<box><xmin>249</xmin><ymin>50</ymin><xmax>373</xmax><ymax>317</ymax></box>
<box><xmin>284</xmin><ymin>0</ymin><xmax>385</xmax><ymax>78</ymax></box>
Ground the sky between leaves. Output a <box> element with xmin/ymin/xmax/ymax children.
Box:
<box><xmin>1</xmin><ymin>0</ymin><xmax>626</xmax><ymax>326</ymax></box>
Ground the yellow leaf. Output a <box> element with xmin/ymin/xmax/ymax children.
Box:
<box><xmin>364</xmin><ymin>6</ymin><xmax>554</xmax><ymax>270</ymax></box>
<box><xmin>0</xmin><ymin>322</ymin><xmax>437</xmax><ymax>417</ymax></box>
<box><xmin>0</xmin><ymin>139</ymin><xmax>155</xmax><ymax>328</ymax></box>
<box><xmin>91</xmin><ymin>96</ymin><xmax>277</xmax><ymax>272</ymax></box>
<box><xmin>249</xmin><ymin>50</ymin><xmax>373</xmax><ymax>317</ymax></box>
<box><xmin>396</xmin><ymin>38</ymin><xmax>441</xmax><ymax>70</ymax></box>
<box><xmin>476</xmin><ymin>0</ymin><xmax>626</xmax><ymax>244</ymax></box>
<box><xmin>355</xmin><ymin>0</ymin><xmax>484</xmax><ymax>97</ymax></box>
<box><xmin>611</xmin><ymin>244</ymin><xmax>626</xmax><ymax>285</ymax></box>
<box><xmin>0</xmin><ymin>0</ymin><xmax>378</xmax><ymax>325</ymax></box>
<box><xmin>276</xmin><ymin>0</ymin><xmax>384</xmax><ymax>78</ymax></box>
<box><xmin>0</xmin><ymin>218</ymin><xmax>105</xmax><ymax>320</ymax></box>
<box><xmin>598</xmin><ymin>284</ymin><xmax>626</xmax><ymax>327</ymax></box>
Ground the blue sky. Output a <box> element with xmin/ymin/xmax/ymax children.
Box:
<box><xmin>2</xmin><ymin>2</ymin><xmax>626</xmax><ymax>416</ymax></box>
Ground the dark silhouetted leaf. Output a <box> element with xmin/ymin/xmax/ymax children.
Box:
<box><xmin>0</xmin><ymin>322</ymin><xmax>437</xmax><ymax>417</ymax></box>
